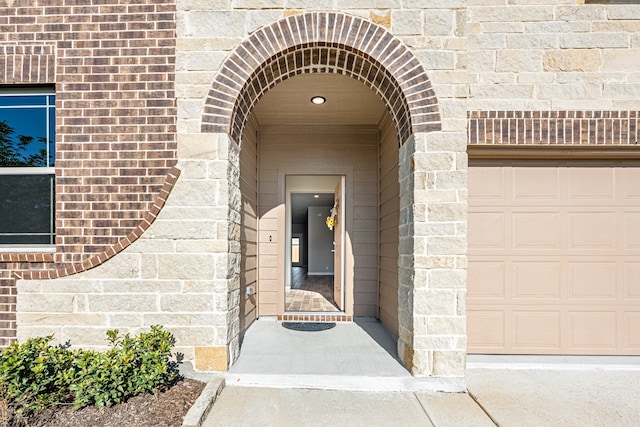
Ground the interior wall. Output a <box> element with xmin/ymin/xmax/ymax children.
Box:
<box><xmin>239</xmin><ymin>114</ymin><xmax>258</xmax><ymax>333</ymax></box>
<box><xmin>307</xmin><ymin>206</ymin><xmax>334</xmax><ymax>274</ymax></box>
<box><xmin>257</xmin><ymin>125</ymin><xmax>379</xmax><ymax>316</ymax></box>
<box><xmin>378</xmin><ymin>113</ymin><xmax>400</xmax><ymax>337</ymax></box>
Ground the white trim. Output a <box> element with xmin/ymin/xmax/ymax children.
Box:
<box><xmin>337</xmin><ymin>175</ymin><xmax>345</xmax><ymax>310</ymax></box>
<box><xmin>0</xmin><ymin>167</ymin><xmax>54</xmax><ymax>175</ymax></box>
<box><xmin>0</xmin><ymin>245</ymin><xmax>55</xmax><ymax>253</ymax></box>
<box><xmin>0</xmin><ymin>88</ymin><xmax>54</xmax><ymax>96</ymax></box>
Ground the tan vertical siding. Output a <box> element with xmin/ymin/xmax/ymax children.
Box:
<box><xmin>239</xmin><ymin>115</ymin><xmax>258</xmax><ymax>331</ymax></box>
<box><xmin>378</xmin><ymin>114</ymin><xmax>400</xmax><ymax>337</ymax></box>
<box><xmin>257</xmin><ymin>126</ymin><xmax>379</xmax><ymax>317</ymax></box>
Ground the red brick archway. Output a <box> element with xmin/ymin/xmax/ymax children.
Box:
<box><xmin>202</xmin><ymin>12</ymin><xmax>441</xmax><ymax>145</ymax></box>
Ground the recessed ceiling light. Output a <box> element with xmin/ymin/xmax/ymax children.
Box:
<box><xmin>313</xmin><ymin>194</ymin><xmax>320</xmax><ymax>198</ymax></box>
<box><xmin>310</xmin><ymin>96</ymin><xmax>326</xmax><ymax>105</ymax></box>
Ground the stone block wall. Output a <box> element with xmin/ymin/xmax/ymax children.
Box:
<box><xmin>468</xmin><ymin>1</ymin><xmax>640</xmax><ymax>110</ymax></box>
<box><xmin>17</xmin><ymin>135</ymin><xmax>239</xmax><ymax>370</ymax></box>
<box><xmin>177</xmin><ymin>4</ymin><xmax>469</xmax><ymax>379</ymax></box>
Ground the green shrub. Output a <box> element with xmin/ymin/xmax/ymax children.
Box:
<box><xmin>0</xmin><ymin>325</ymin><xmax>181</xmax><ymax>414</ymax></box>
<box><xmin>70</xmin><ymin>326</ymin><xmax>181</xmax><ymax>409</ymax></box>
<box><xmin>0</xmin><ymin>336</ymin><xmax>76</xmax><ymax>412</ymax></box>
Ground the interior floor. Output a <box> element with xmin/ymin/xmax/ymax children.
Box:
<box><xmin>285</xmin><ymin>267</ymin><xmax>339</xmax><ymax>312</ymax></box>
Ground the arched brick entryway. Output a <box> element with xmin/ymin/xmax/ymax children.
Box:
<box><xmin>201</xmin><ymin>12</ymin><xmax>468</xmax><ymax>382</ymax></box>
<box><xmin>201</xmin><ymin>12</ymin><xmax>441</xmax><ymax>146</ymax></box>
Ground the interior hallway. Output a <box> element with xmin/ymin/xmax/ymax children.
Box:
<box><xmin>285</xmin><ymin>267</ymin><xmax>339</xmax><ymax>312</ymax></box>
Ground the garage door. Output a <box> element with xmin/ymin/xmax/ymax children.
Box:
<box><xmin>468</xmin><ymin>160</ymin><xmax>640</xmax><ymax>355</ymax></box>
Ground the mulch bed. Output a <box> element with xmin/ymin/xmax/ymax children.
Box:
<box><xmin>2</xmin><ymin>378</ymin><xmax>206</xmax><ymax>427</ymax></box>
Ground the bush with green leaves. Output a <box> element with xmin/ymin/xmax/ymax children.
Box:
<box><xmin>0</xmin><ymin>336</ymin><xmax>76</xmax><ymax>413</ymax></box>
<box><xmin>0</xmin><ymin>325</ymin><xmax>181</xmax><ymax>414</ymax></box>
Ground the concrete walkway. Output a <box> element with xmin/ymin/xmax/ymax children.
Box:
<box><xmin>196</xmin><ymin>320</ymin><xmax>640</xmax><ymax>426</ymax></box>
<box><xmin>223</xmin><ymin>318</ymin><xmax>463</xmax><ymax>392</ymax></box>
<box><xmin>203</xmin><ymin>387</ymin><xmax>491</xmax><ymax>427</ymax></box>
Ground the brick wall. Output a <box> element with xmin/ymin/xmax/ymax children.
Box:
<box><xmin>0</xmin><ymin>0</ymin><xmax>177</xmax><ymax>345</ymax></box>
<box><xmin>469</xmin><ymin>111</ymin><xmax>640</xmax><ymax>146</ymax></box>
<box><xmin>0</xmin><ymin>0</ymin><xmax>177</xmax><ymax>262</ymax></box>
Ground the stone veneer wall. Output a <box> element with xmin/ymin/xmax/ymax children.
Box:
<box><xmin>17</xmin><ymin>134</ymin><xmax>240</xmax><ymax>371</ymax></box>
<box><xmin>182</xmin><ymin>7</ymin><xmax>468</xmax><ymax>378</ymax></box>
<box><xmin>468</xmin><ymin>1</ymin><xmax>640</xmax><ymax>109</ymax></box>
<box><xmin>467</xmin><ymin>0</ymin><xmax>640</xmax><ymax>137</ymax></box>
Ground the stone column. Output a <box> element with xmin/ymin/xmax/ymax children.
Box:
<box><xmin>397</xmin><ymin>135</ymin><xmax>416</xmax><ymax>372</ymax></box>
<box><xmin>224</xmin><ymin>135</ymin><xmax>241</xmax><ymax>366</ymax></box>
<box><xmin>398</xmin><ymin>131</ymin><xmax>468</xmax><ymax>379</ymax></box>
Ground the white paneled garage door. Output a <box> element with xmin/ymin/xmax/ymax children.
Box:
<box><xmin>468</xmin><ymin>160</ymin><xmax>640</xmax><ymax>355</ymax></box>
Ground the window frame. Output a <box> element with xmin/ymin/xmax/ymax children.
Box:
<box><xmin>0</xmin><ymin>87</ymin><xmax>56</xmax><ymax>252</ymax></box>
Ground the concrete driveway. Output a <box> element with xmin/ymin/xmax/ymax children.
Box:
<box><xmin>467</xmin><ymin>367</ymin><xmax>640</xmax><ymax>427</ymax></box>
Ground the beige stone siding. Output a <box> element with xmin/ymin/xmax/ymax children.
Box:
<box><xmin>17</xmin><ymin>138</ymin><xmax>240</xmax><ymax>369</ymax></box>
<box><xmin>467</xmin><ymin>1</ymin><xmax>640</xmax><ymax>109</ymax></box>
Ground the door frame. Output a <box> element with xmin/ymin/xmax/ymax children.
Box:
<box><xmin>282</xmin><ymin>174</ymin><xmax>352</xmax><ymax>316</ymax></box>
<box><xmin>334</xmin><ymin>176</ymin><xmax>346</xmax><ymax>310</ymax></box>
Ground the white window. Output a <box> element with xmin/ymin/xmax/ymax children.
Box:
<box><xmin>0</xmin><ymin>89</ymin><xmax>55</xmax><ymax>247</ymax></box>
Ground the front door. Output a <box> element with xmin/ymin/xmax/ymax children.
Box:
<box><xmin>333</xmin><ymin>176</ymin><xmax>345</xmax><ymax>310</ymax></box>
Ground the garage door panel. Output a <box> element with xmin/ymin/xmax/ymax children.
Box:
<box><xmin>468</xmin><ymin>260</ymin><xmax>505</xmax><ymax>299</ymax></box>
<box><xmin>469</xmin><ymin>162</ymin><xmax>640</xmax><ymax>355</ymax></box>
<box><xmin>512</xmin><ymin>311</ymin><xmax>561</xmax><ymax>350</ymax></box>
<box><xmin>623</xmin><ymin>312</ymin><xmax>640</xmax><ymax>349</ymax></box>
<box><xmin>512</xmin><ymin>211</ymin><xmax>561</xmax><ymax>250</ymax></box>
<box><xmin>512</xmin><ymin>167</ymin><xmax>560</xmax><ymax>201</ymax></box>
<box><xmin>512</xmin><ymin>262</ymin><xmax>561</xmax><ymax>299</ymax></box>
<box><xmin>468</xmin><ymin>212</ymin><xmax>506</xmax><ymax>251</ymax></box>
<box><xmin>567</xmin><ymin>167</ymin><xmax>615</xmax><ymax>201</ymax></box>
<box><xmin>568</xmin><ymin>262</ymin><xmax>617</xmax><ymax>300</ymax></box>
<box><xmin>624</xmin><ymin>262</ymin><xmax>640</xmax><ymax>299</ymax></box>
<box><xmin>467</xmin><ymin>310</ymin><xmax>505</xmax><ymax>349</ymax></box>
<box><xmin>568</xmin><ymin>311</ymin><xmax>617</xmax><ymax>350</ymax></box>
<box><xmin>468</xmin><ymin>167</ymin><xmax>505</xmax><ymax>201</ymax></box>
<box><xmin>625</xmin><ymin>213</ymin><xmax>640</xmax><ymax>249</ymax></box>
<box><xmin>567</xmin><ymin>212</ymin><xmax>617</xmax><ymax>250</ymax></box>
<box><xmin>618</xmin><ymin>167</ymin><xmax>640</xmax><ymax>200</ymax></box>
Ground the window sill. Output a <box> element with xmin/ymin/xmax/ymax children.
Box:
<box><xmin>0</xmin><ymin>245</ymin><xmax>56</xmax><ymax>253</ymax></box>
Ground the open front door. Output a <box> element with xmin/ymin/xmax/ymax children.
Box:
<box><xmin>333</xmin><ymin>176</ymin><xmax>345</xmax><ymax>311</ymax></box>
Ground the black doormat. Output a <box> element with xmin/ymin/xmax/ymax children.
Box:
<box><xmin>282</xmin><ymin>322</ymin><xmax>336</xmax><ymax>332</ymax></box>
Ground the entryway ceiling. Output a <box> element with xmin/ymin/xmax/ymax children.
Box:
<box><xmin>252</xmin><ymin>73</ymin><xmax>387</xmax><ymax>126</ymax></box>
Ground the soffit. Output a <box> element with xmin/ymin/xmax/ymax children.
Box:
<box><xmin>252</xmin><ymin>74</ymin><xmax>386</xmax><ymax>126</ymax></box>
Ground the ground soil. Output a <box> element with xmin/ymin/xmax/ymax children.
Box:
<box><xmin>1</xmin><ymin>378</ymin><xmax>205</xmax><ymax>427</ymax></box>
